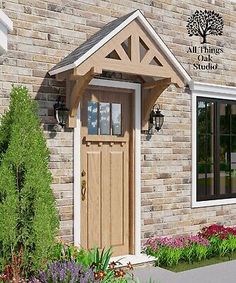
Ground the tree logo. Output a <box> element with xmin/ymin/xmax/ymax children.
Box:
<box><xmin>186</xmin><ymin>10</ymin><xmax>224</xmax><ymax>44</ymax></box>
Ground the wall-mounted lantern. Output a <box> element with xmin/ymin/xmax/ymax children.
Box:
<box><xmin>53</xmin><ymin>97</ymin><xmax>69</xmax><ymax>128</ymax></box>
<box><xmin>148</xmin><ymin>104</ymin><xmax>164</xmax><ymax>134</ymax></box>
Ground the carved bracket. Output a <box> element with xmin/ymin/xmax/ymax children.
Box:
<box><xmin>65</xmin><ymin>68</ymin><xmax>96</xmax><ymax>128</ymax></box>
<box><xmin>142</xmin><ymin>78</ymin><xmax>171</xmax><ymax>128</ymax></box>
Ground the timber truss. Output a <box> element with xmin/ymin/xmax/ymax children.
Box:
<box><xmin>51</xmin><ymin>11</ymin><xmax>189</xmax><ymax>128</ymax></box>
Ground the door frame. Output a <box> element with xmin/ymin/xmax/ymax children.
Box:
<box><xmin>74</xmin><ymin>78</ymin><xmax>141</xmax><ymax>255</ymax></box>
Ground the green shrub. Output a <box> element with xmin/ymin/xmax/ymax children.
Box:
<box><xmin>0</xmin><ymin>86</ymin><xmax>59</xmax><ymax>275</ymax></box>
<box><xmin>182</xmin><ymin>245</ymin><xmax>195</xmax><ymax>264</ymax></box>
<box><xmin>49</xmin><ymin>243</ymin><xmax>136</xmax><ymax>282</ymax></box>
<box><xmin>194</xmin><ymin>243</ymin><xmax>208</xmax><ymax>261</ymax></box>
<box><xmin>208</xmin><ymin>236</ymin><xmax>221</xmax><ymax>257</ymax></box>
<box><xmin>228</xmin><ymin>235</ymin><xmax>236</xmax><ymax>257</ymax></box>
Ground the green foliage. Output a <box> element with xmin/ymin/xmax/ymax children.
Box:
<box><xmin>165</xmin><ymin>248</ymin><xmax>182</xmax><ymax>267</ymax></box>
<box><xmin>228</xmin><ymin>235</ymin><xmax>236</xmax><ymax>256</ymax></box>
<box><xmin>194</xmin><ymin>244</ymin><xmax>208</xmax><ymax>261</ymax></box>
<box><xmin>91</xmin><ymin>247</ymin><xmax>112</xmax><ymax>272</ymax></box>
<box><xmin>219</xmin><ymin>239</ymin><xmax>230</xmax><ymax>257</ymax></box>
<box><xmin>151</xmin><ymin>246</ymin><xmax>182</xmax><ymax>267</ymax></box>
<box><xmin>50</xmin><ymin>242</ymin><xmax>110</xmax><ymax>270</ymax></box>
<box><xmin>182</xmin><ymin>245</ymin><xmax>195</xmax><ymax>264</ymax></box>
<box><xmin>0</xmin><ymin>86</ymin><xmax>59</xmax><ymax>274</ymax></box>
<box><xmin>146</xmin><ymin>231</ymin><xmax>236</xmax><ymax>270</ymax></box>
<box><xmin>49</xmin><ymin>243</ymin><xmax>137</xmax><ymax>282</ymax></box>
<box><xmin>208</xmin><ymin>236</ymin><xmax>221</xmax><ymax>257</ymax></box>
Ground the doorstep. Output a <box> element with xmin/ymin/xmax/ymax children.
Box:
<box><xmin>110</xmin><ymin>254</ymin><xmax>155</xmax><ymax>268</ymax></box>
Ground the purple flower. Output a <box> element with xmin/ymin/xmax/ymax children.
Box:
<box><xmin>33</xmin><ymin>260</ymin><xmax>94</xmax><ymax>283</ymax></box>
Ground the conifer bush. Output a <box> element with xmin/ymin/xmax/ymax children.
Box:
<box><xmin>0</xmin><ymin>86</ymin><xmax>59</xmax><ymax>275</ymax></box>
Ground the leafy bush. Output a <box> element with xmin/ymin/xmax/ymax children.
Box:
<box><xmin>194</xmin><ymin>243</ymin><xmax>208</xmax><ymax>261</ymax></box>
<box><xmin>49</xmin><ymin>243</ymin><xmax>135</xmax><ymax>282</ymax></box>
<box><xmin>0</xmin><ymin>86</ymin><xmax>59</xmax><ymax>275</ymax></box>
<box><xmin>199</xmin><ymin>224</ymin><xmax>236</xmax><ymax>240</ymax></box>
<box><xmin>200</xmin><ymin>224</ymin><xmax>236</xmax><ymax>258</ymax></box>
<box><xmin>50</xmin><ymin>242</ymin><xmax>111</xmax><ymax>271</ymax></box>
<box><xmin>145</xmin><ymin>224</ymin><xmax>236</xmax><ymax>267</ymax></box>
<box><xmin>144</xmin><ymin>235</ymin><xmax>209</xmax><ymax>267</ymax></box>
<box><xmin>228</xmin><ymin>235</ymin><xmax>236</xmax><ymax>256</ymax></box>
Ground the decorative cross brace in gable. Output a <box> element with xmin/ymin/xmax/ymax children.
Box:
<box><xmin>73</xmin><ymin>20</ymin><xmax>184</xmax><ymax>87</ymax></box>
<box><xmin>50</xmin><ymin>10</ymin><xmax>190</xmax><ymax>128</ymax></box>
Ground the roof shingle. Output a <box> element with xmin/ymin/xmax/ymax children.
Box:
<box><xmin>49</xmin><ymin>10</ymin><xmax>137</xmax><ymax>74</ymax></box>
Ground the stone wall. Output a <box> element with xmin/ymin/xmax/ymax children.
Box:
<box><xmin>0</xmin><ymin>0</ymin><xmax>235</xmax><ymax>244</ymax></box>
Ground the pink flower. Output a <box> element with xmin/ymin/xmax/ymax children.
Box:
<box><xmin>144</xmin><ymin>234</ymin><xmax>209</xmax><ymax>251</ymax></box>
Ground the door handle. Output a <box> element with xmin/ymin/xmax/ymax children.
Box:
<box><xmin>81</xmin><ymin>180</ymin><xmax>87</xmax><ymax>201</ymax></box>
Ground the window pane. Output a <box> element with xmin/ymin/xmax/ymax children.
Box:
<box><xmin>99</xmin><ymin>103</ymin><xmax>110</xmax><ymax>135</ymax></box>
<box><xmin>231</xmin><ymin>104</ymin><xmax>236</xmax><ymax>134</ymax></box>
<box><xmin>206</xmin><ymin>135</ymin><xmax>214</xmax><ymax>163</ymax></box>
<box><xmin>220</xmin><ymin>135</ymin><xmax>230</xmax><ymax>195</ymax></box>
<box><xmin>231</xmin><ymin>137</ymin><xmax>236</xmax><ymax>193</ymax></box>
<box><xmin>198</xmin><ymin>135</ymin><xmax>206</xmax><ymax>163</ymax></box>
<box><xmin>112</xmin><ymin>103</ymin><xmax>121</xmax><ymax>135</ymax></box>
<box><xmin>197</xmin><ymin>164</ymin><xmax>206</xmax><ymax>197</ymax></box>
<box><xmin>197</xmin><ymin>99</ymin><xmax>236</xmax><ymax>200</ymax></box>
<box><xmin>197</xmin><ymin>101</ymin><xmax>206</xmax><ymax>134</ymax></box>
<box><xmin>206</xmin><ymin>163</ymin><xmax>214</xmax><ymax>196</ymax></box>
<box><xmin>220</xmin><ymin>163</ymin><xmax>230</xmax><ymax>195</ymax></box>
<box><xmin>88</xmin><ymin>101</ymin><xmax>98</xmax><ymax>135</ymax></box>
<box><xmin>206</xmin><ymin>102</ymin><xmax>214</xmax><ymax>134</ymax></box>
<box><xmin>220</xmin><ymin>103</ymin><xmax>230</xmax><ymax>134</ymax></box>
<box><xmin>220</xmin><ymin>135</ymin><xmax>230</xmax><ymax>164</ymax></box>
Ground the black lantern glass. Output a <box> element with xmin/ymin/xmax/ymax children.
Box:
<box><xmin>149</xmin><ymin>104</ymin><xmax>164</xmax><ymax>133</ymax></box>
<box><xmin>53</xmin><ymin>97</ymin><xmax>69</xmax><ymax>127</ymax></box>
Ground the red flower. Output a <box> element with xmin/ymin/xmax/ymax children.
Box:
<box><xmin>199</xmin><ymin>224</ymin><xmax>236</xmax><ymax>239</ymax></box>
<box><xmin>127</xmin><ymin>261</ymin><xmax>133</xmax><ymax>270</ymax></box>
<box><xmin>114</xmin><ymin>269</ymin><xmax>126</xmax><ymax>278</ymax></box>
<box><xmin>94</xmin><ymin>270</ymin><xmax>106</xmax><ymax>280</ymax></box>
<box><xmin>108</xmin><ymin>261</ymin><xmax>117</xmax><ymax>270</ymax></box>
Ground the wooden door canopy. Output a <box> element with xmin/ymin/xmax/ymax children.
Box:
<box><xmin>49</xmin><ymin>10</ymin><xmax>191</xmax><ymax>128</ymax></box>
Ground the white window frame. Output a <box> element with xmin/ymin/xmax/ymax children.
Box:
<box><xmin>191</xmin><ymin>81</ymin><xmax>236</xmax><ymax>208</ymax></box>
<box><xmin>0</xmin><ymin>10</ymin><xmax>13</xmax><ymax>55</ymax></box>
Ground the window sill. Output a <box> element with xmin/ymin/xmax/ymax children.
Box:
<box><xmin>192</xmin><ymin>197</ymin><xmax>236</xmax><ymax>208</ymax></box>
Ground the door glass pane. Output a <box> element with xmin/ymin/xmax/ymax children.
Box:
<box><xmin>220</xmin><ymin>103</ymin><xmax>230</xmax><ymax>134</ymax></box>
<box><xmin>231</xmin><ymin>104</ymin><xmax>236</xmax><ymax>134</ymax></box>
<box><xmin>112</xmin><ymin>103</ymin><xmax>121</xmax><ymax>135</ymax></box>
<box><xmin>88</xmin><ymin>101</ymin><xmax>98</xmax><ymax>135</ymax></box>
<box><xmin>99</xmin><ymin>103</ymin><xmax>110</xmax><ymax>135</ymax></box>
<box><xmin>197</xmin><ymin>101</ymin><xmax>206</xmax><ymax>134</ymax></box>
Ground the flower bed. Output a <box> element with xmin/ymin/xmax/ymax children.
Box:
<box><xmin>0</xmin><ymin>242</ymin><xmax>136</xmax><ymax>282</ymax></box>
<box><xmin>144</xmin><ymin>224</ymin><xmax>236</xmax><ymax>268</ymax></box>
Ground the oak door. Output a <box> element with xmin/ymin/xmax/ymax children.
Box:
<box><xmin>80</xmin><ymin>85</ymin><xmax>133</xmax><ymax>256</ymax></box>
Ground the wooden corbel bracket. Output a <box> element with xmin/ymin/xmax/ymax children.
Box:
<box><xmin>142</xmin><ymin>77</ymin><xmax>171</xmax><ymax>128</ymax></box>
<box><xmin>66</xmin><ymin>67</ymin><xmax>95</xmax><ymax>128</ymax></box>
